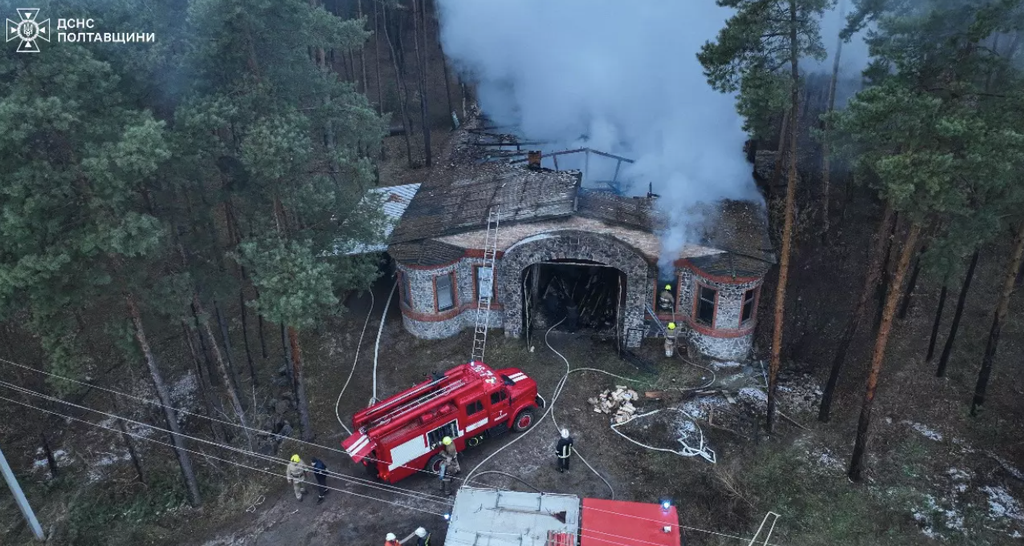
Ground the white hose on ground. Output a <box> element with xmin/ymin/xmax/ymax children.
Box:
<box><xmin>371</xmin><ymin>279</ymin><xmax>398</xmax><ymax>405</ymax></box>
<box><xmin>335</xmin><ymin>288</ymin><xmax>377</xmax><ymax>434</ymax></box>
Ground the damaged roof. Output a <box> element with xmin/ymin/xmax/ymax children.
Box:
<box><xmin>385</xmin><ymin>109</ymin><xmax>773</xmax><ymax>275</ymax></box>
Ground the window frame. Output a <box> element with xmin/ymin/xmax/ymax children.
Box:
<box><xmin>473</xmin><ymin>264</ymin><xmax>497</xmax><ymax>302</ymax></box>
<box><xmin>466</xmin><ymin>400</ymin><xmax>485</xmax><ymax>416</ymax></box>
<box><xmin>427</xmin><ymin>420</ymin><xmax>459</xmax><ymax>448</ymax></box>
<box><xmin>400</xmin><ymin>272</ymin><xmax>412</xmax><ymax>308</ymax></box>
<box><xmin>740</xmin><ymin>287</ymin><xmax>758</xmax><ymax>326</ymax></box>
<box><xmin>490</xmin><ymin>390</ymin><xmax>508</xmax><ymax>405</ymax></box>
<box><xmin>694</xmin><ymin>283</ymin><xmax>718</xmax><ymax>327</ymax></box>
<box><xmin>433</xmin><ymin>272</ymin><xmax>456</xmax><ymax>312</ymax></box>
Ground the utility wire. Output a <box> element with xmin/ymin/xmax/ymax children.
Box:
<box><xmin>0</xmin><ymin>379</ymin><xmax>453</xmax><ymax>506</ymax></box>
<box><xmin>0</xmin><ymin>393</ymin><xmax>448</xmax><ymax>518</ymax></box>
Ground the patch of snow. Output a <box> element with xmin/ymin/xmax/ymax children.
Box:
<box><xmin>981</xmin><ymin>486</ymin><xmax>1024</xmax><ymax>522</ymax></box>
<box><xmin>912</xmin><ymin>494</ymin><xmax>966</xmax><ymax>539</ymax></box>
<box><xmin>901</xmin><ymin>420</ymin><xmax>943</xmax><ymax>441</ymax></box>
<box><xmin>31</xmin><ymin>449</ymin><xmax>69</xmax><ymax>472</ymax></box>
<box><xmin>713</xmin><ymin>360</ymin><xmax>742</xmax><ymax>370</ymax></box>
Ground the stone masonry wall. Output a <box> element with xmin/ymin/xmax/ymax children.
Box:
<box><xmin>396</xmin><ymin>257</ymin><xmax>504</xmax><ymax>340</ymax></box>
<box><xmin>497</xmin><ymin>230</ymin><xmax>652</xmax><ymax>348</ymax></box>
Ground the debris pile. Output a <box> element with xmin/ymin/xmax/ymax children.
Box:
<box><xmin>589</xmin><ymin>386</ymin><xmax>641</xmax><ymax>424</ymax></box>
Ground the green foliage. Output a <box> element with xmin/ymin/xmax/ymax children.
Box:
<box><xmin>233</xmin><ymin>237</ymin><xmax>341</xmax><ymax>330</ymax></box>
<box><xmin>699</xmin><ymin>0</ymin><xmax>833</xmax><ymax>139</ymax></box>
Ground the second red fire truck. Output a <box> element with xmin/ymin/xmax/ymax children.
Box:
<box><xmin>341</xmin><ymin>360</ymin><xmax>544</xmax><ymax>483</ymax></box>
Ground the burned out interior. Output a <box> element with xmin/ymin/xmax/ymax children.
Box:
<box><xmin>523</xmin><ymin>260</ymin><xmax>626</xmax><ymax>338</ymax></box>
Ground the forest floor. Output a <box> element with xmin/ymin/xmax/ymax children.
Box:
<box><xmin>2</xmin><ymin>126</ymin><xmax>1024</xmax><ymax>545</ymax></box>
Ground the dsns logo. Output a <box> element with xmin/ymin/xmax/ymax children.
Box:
<box><xmin>6</xmin><ymin>8</ymin><xmax>49</xmax><ymax>52</ymax></box>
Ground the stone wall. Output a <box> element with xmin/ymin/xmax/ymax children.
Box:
<box><xmin>396</xmin><ymin>257</ymin><xmax>504</xmax><ymax>340</ymax></box>
<box><xmin>497</xmin><ymin>230</ymin><xmax>652</xmax><ymax>348</ymax></box>
<box><xmin>652</xmin><ymin>263</ymin><xmax>763</xmax><ymax>361</ymax></box>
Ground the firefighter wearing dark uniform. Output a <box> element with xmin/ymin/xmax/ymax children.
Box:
<box><xmin>311</xmin><ymin>458</ymin><xmax>328</xmax><ymax>504</ymax></box>
<box><xmin>556</xmin><ymin>428</ymin><xmax>573</xmax><ymax>473</ymax></box>
<box><xmin>414</xmin><ymin>527</ymin><xmax>430</xmax><ymax>546</ymax></box>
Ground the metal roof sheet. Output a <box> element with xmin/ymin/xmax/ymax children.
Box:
<box><xmin>446</xmin><ymin>488</ymin><xmax>582</xmax><ymax>546</ymax></box>
<box><xmin>336</xmin><ymin>183</ymin><xmax>422</xmax><ymax>255</ymax></box>
<box><xmin>580</xmin><ymin>499</ymin><xmax>680</xmax><ymax>546</ymax></box>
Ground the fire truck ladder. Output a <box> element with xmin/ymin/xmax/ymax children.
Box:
<box><xmin>470</xmin><ymin>206</ymin><xmax>501</xmax><ymax>363</ymax></box>
<box><xmin>366</xmin><ymin>378</ymin><xmax>468</xmax><ymax>429</ymax></box>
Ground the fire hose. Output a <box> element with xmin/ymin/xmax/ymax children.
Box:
<box><xmin>336</xmin><ymin>287</ymin><xmax>376</xmax><ymax>435</ymax></box>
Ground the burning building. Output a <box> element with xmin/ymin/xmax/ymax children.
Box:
<box><xmin>377</xmin><ymin>112</ymin><xmax>773</xmax><ymax>361</ymax></box>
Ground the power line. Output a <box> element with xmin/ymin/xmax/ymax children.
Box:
<box><xmin>0</xmin><ymin>358</ymin><xmax>783</xmax><ymax>544</ymax></box>
<box><xmin>0</xmin><ymin>379</ymin><xmax>453</xmax><ymax>506</ymax></box>
<box><xmin>0</xmin><ymin>393</ymin><xmax>448</xmax><ymax>518</ymax></box>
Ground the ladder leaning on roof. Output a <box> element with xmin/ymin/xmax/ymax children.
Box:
<box><xmin>470</xmin><ymin>206</ymin><xmax>501</xmax><ymax>363</ymax></box>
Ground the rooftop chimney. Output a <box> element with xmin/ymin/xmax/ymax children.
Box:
<box><xmin>527</xmin><ymin>151</ymin><xmax>542</xmax><ymax>170</ymax></box>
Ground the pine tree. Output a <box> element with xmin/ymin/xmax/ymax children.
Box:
<box><xmin>699</xmin><ymin>0</ymin><xmax>833</xmax><ymax>433</ymax></box>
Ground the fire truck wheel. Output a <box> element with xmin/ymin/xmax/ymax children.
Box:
<box><xmin>467</xmin><ymin>436</ymin><xmax>482</xmax><ymax>448</ymax></box>
<box><xmin>426</xmin><ymin>453</ymin><xmax>446</xmax><ymax>474</ymax></box>
<box><xmin>512</xmin><ymin>409</ymin><xmax>535</xmax><ymax>432</ymax></box>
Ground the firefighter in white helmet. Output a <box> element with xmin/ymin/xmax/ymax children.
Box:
<box><xmin>555</xmin><ymin>428</ymin><xmax>573</xmax><ymax>473</ymax></box>
<box><xmin>385</xmin><ymin>533</ymin><xmax>400</xmax><ymax>546</ymax></box>
<box><xmin>286</xmin><ymin>454</ymin><xmax>308</xmax><ymax>501</ymax></box>
<box><xmin>665</xmin><ymin>322</ymin><xmax>678</xmax><ymax>358</ymax></box>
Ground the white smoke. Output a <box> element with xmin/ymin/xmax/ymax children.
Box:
<box><xmin>804</xmin><ymin>0</ymin><xmax>873</xmax><ymax>107</ymax></box>
<box><xmin>436</xmin><ymin>0</ymin><xmax>763</xmax><ymax>274</ymax></box>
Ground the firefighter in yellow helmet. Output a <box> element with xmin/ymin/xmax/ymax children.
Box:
<box><xmin>439</xmin><ymin>436</ymin><xmax>460</xmax><ymax>496</ymax></box>
<box><xmin>286</xmin><ymin>454</ymin><xmax>308</xmax><ymax>501</ymax></box>
<box><xmin>664</xmin><ymin>322</ymin><xmax>678</xmax><ymax>358</ymax></box>
<box><xmin>658</xmin><ymin>284</ymin><xmax>675</xmax><ymax>312</ymax></box>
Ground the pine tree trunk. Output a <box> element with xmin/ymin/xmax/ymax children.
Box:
<box><xmin>258</xmin><ymin>313</ymin><xmax>268</xmax><ymax>359</ymax></box>
<box><xmin>383</xmin><ymin>3</ymin><xmax>415</xmax><ymax>166</ymax></box>
<box><xmin>214</xmin><ymin>300</ymin><xmax>242</xmax><ymax>392</ymax></box>
<box><xmin>417</xmin><ymin>0</ymin><xmax>431</xmax><ymax>166</ymax></box>
<box><xmin>936</xmin><ymin>250</ymin><xmax>980</xmax><ymax>377</ymax></box>
<box><xmin>818</xmin><ymin>204</ymin><xmax>896</xmax><ymax>422</ymax></box>
<box><xmin>126</xmin><ymin>293</ymin><xmax>202</xmax><ymax>506</ymax></box>
<box><xmin>820</xmin><ymin>0</ymin><xmax>844</xmax><ymax>239</ymax></box>
<box><xmin>40</xmin><ymin>434</ymin><xmax>58</xmax><ymax>479</ymax></box>
<box><xmin>358</xmin><ymin>0</ymin><xmax>368</xmax><ymax>92</ymax></box>
<box><xmin>374</xmin><ymin>0</ymin><xmax>383</xmax><ymax>115</ymax></box>
<box><xmin>238</xmin><ymin>289</ymin><xmax>258</xmax><ymax>385</ymax></box>
<box><xmin>181</xmin><ymin>321</ymin><xmax>228</xmax><ymax>444</ymax></box>
<box><xmin>897</xmin><ymin>247</ymin><xmax>924</xmax><ymax>320</ymax></box>
<box><xmin>288</xmin><ymin>327</ymin><xmax>314</xmax><ymax>441</ymax></box>
<box><xmin>766</xmin><ymin>0</ymin><xmax>801</xmax><ymax>434</ymax></box>
<box><xmin>925</xmin><ymin>283</ymin><xmax>948</xmax><ymax>362</ymax></box>
<box><xmin>970</xmin><ymin>223</ymin><xmax>1024</xmax><ymax>415</ymax></box>
<box><xmin>848</xmin><ymin>222</ymin><xmax>922</xmax><ymax>482</ymax></box>
<box><xmin>115</xmin><ymin>417</ymin><xmax>146</xmax><ymax>484</ymax></box>
<box><xmin>873</xmin><ymin>215</ymin><xmax>899</xmax><ymax>331</ymax></box>
<box><xmin>191</xmin><ymin>303</ymin><xmax>220</xmax><ymax>387</ymax></box>
<box><xmin>194</xmin><ymin>296</ymin><xmax>254</xmax><ymax>449</ymax></box>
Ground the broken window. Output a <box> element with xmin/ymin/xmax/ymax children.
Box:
<box><xmin>741</xmin><ymin>288</ymin><xmax>757</xmax><ymax>325</ymax></box>
<box><xmin>435</xmin><ymin>273</ymin><xmax>455</xmax><ymax>311</ymax></box>
<box><xmin>400</xmin><ymin>273</ymin><xmax>412</xmax><ymax>307</ymax></box>
<box><xmin>427</xmin><ymin>420</ymin><xmax>459</xmax><ymax>448</ymax></box>
<box><xmin>696</xmin><ymin>285</ymin><xmax>717</xmax><ymax>326</ymax></box>
<box><xmin>475</xmin><ymin>265</ymin><xmax>494</xmax><ymax>301</ymax></box>
<box><xmin>466</xmin><ymin>400</ymin><xmax>484</xmax><ymax>416</ymax></box>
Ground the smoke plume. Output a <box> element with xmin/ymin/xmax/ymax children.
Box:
<box><xmin>436</xmin><ymin>0</ymin><xmax>763</xmax><ymax>274</ymax></box>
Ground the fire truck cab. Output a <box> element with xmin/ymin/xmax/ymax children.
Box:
<box><xmin>341</xmin><ymin>360</ymin><xmax>544</xmax><ymax>484</ymax></box>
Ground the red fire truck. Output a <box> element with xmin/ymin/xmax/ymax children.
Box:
<box><xmin>341</xmin><ymin>360</ymin><xmax>544</xmax><ymax>484</ymax></box>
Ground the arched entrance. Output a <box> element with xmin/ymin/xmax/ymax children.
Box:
<box><xmin>497</xmin><ymin>230</ymin><xmax>651</xmax><ymax>347</ymax></box>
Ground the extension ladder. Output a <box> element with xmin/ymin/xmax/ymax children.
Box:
<box><xmin>470</xmin><ymin>206</ymin><xmax>501</xmax><ymax>363</ymax></box>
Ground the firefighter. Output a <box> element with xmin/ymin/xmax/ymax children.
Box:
<box><xmin>665</xmin><ymin>322</ymin><xmax>678</xmax><ymax>358</ymax></box>
<box><xmin>658</xmin><ymin>284</ymin><xmax>675</xmax><ymax>312</ymax></box>
<box><xmin>311</xmin><ymin>457</ymin><xmax>328</xmax><ymax>504</ymax></box>
<box><xmin>286</xmin><ymin>454</ymin><xmax>308</xmax><ymax>501</ymax></box>
<box><xmin>555</xmin><ymin>429</ymin><xmax>573</xmax><ymax>473</ymax></box>
<box><xmin>439</xmin><ymin>436</ymin><xmax>459</xmax><ymax>496</ymax></box>
<box><xmin>413</xmin><ymin>527</ymin><xmax>431</xmax><ymax>546</ymax></box>
<box><xmin>385</xmin><ymin>533</ymin><xmax>401</xmax><ymax>546</ymax></box>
